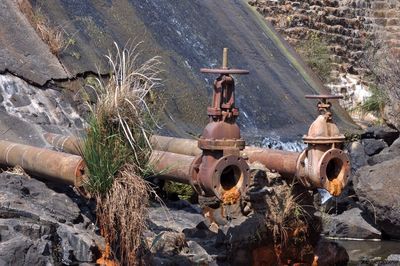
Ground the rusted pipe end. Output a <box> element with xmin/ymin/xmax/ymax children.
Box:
<box><xmin>192</xmin><ymin>154</ymin><xmax>250</xmax><ymax>201</ymax></box>
<box><xmin>74</xmin><ymin>158</ymin><xmax>86</xmax><ymax>187</ymax></box>
<box><xmin>212</xmin><ymin>155</ymin><xmax>249</xmax><ymax>201</ymax></box>
<box><xmin>296</xmin><ymin>148</ymin><xmax>350</xmax><ymax>196</ymax></box>
<box><xmin>318</xmin><ymin>148</ymin><xmax>350</xmax><ymax>196</ymax></box>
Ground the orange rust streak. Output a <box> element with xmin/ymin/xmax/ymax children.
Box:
<box><xmin>222</xmin><ymin>187</ymin><xmax>241</xmax><ymax>205</ymax></box>
<box><xmin>252</xmin><ymin>246</ymin><xmax>278</xmax><ymax>266</ymax></box>
<box><xmin>96</xmin><ymin>243</ymin><xmax>118</xmax><ymax>266</ymax></box>
<box><xmin>327</xmin><ymin>178</ymin><xmax>342</xmax><ymax>196</ymax></box>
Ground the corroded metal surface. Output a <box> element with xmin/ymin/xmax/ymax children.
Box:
<box><xmin>192</xmin><ymin>48</ymin><xmax>250</xmax><ymax>200</ymax></box>
<box><xmin>148</xmin><ymin>150</ymin><xmax>194</xmax><ymax>184</ymax></box>
<box><xmin>0</xmin><ymin>140</ymin><xmax>85</xmax><ymax>186</ymax></box>
<box><xmin>297</xmin><ymin>95</ymin><xmax>350</xmax><ymax>196</ymax></box>
<box><xmin>243</xmin><ymin>147</ymin><xmax>299</xmax><ymax>178</ymax></box>
<box><xmin>43</xmin><ymin>132</ymin><xmax>83</xmax><ymax>155</ymax></box>
<box><xmin>150</xmin><ymin>135</ymin><xmax>200</xmax><ymax>156</ymax></box>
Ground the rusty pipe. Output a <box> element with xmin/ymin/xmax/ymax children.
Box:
<box><xmin>43</xmin><ymin>132</ymin><xmax>83</xmax><ymax>155</ymax></box>
<box><xmin>148</xmin><ymin>150</ymin><xmax>195</xmax><ymax>184</ymax></box>
<box><xmin>150</xmin><ymin>135</ymin><xmax>200</xmax><ymax>156</ymax></box>
<box><xmin>243</xmin><ymin>147</ymin><xmax>299</xmax><ymax>177</ymax></box>
<box><xmin>43</xmin><ymin>133</ymin><xmax>349</xmax><ymax>195</ymax></box>
<box><xmin>149</xmin><ymin>135</ymin><xmax>349</xmax><ymax>196</ymax></box>
<box><xmin>151</xmin><ymin>135</ymin><xmax>300</xmax><ymax>176</ymax></box>
<box><xmin>149</xmin><ymin>150</ymin><xmax>248</xmax><ymax>200</ymax></box>
<box><xmin>0</xmin><ymin>140</ymin><xmax>85</xmax><ymax>186</ymax></box>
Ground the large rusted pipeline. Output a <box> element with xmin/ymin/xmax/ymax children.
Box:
<box><xmin>43</xmin><ymin>133</ymin><xmax>249</xmax><ymax>199</ymax></box>
<box><xmin>0</xmin><ymin>140</ymin><xmax>85</xmax><ymax>186</ymax></box>
<box><xmin>151</xmin><ymin>135</ymin><xmax>299</xmax><ymax>177</ymax></box>
<box><xmin>43</xmin><ymin>132</ymin><xmax>348</xmax><ymax>196</ymax></box>
<box><xmin>151</xmin><ymin>135</ymin><xmax>350</xmax><ymax>196</ymax></box>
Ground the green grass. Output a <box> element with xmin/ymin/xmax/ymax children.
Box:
<box><xmin>360</xmin><ymin>84</ymin><xmax>387</xmax><ymax>114</ymax></box>
<box><xmin>298</xmin><ymin>32</ymin><xmax>332</xmax><ymax>82</ymax></box>
<box><xmin>82</xmin><ymin>115</ymin><xmax>130</xmax><ymax>195</ymax></box>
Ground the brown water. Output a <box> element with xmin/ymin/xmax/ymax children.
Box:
<box><xmin>334</xmin><ymin>239</ymin><xmax>400</xmax><ymax>264</ymax></box>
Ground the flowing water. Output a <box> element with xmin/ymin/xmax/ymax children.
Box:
<box><xmin>335</xmin><ymin>239</ymin><xmax>400</xmax><ymax>264</ymax></box>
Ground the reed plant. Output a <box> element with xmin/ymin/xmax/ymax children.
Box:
<box><xmin>81</xmin><ymin>41</ymin><xmax>161</xmax><ymax>265</ymax></box>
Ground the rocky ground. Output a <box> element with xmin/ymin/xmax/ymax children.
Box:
<box><xmin>317</xmin><ymin>125</ymin><xmax>400</xmax><ymax>259</ymax></box>
<box><xmin>1</xmin><ymin>125</ymin><xmax>399</xmax><ymax>265</ymax></box>
<box><xmin>0</xmin><ymin>171</ymin><xmax>103</xmax><ymax>265</ymax></box>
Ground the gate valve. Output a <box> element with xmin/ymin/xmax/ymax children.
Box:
<box><xmin>190</xmin><ymin>48</ymin><xmax>250</xmax><ymax>203</ymax></box>
<box><xmin>296</xmin><ymin>94</ymin><xmax>350</xmax><ymax>196</ymax></box>
<box><xmin>200</xmin><ymin>48</ymin><xmax>249</xmax><ymax>123</ymax></box>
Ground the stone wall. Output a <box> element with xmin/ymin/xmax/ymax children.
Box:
<box><xmin>249</xmin><ymin>0</ymin><xmax>400</xmax><ymax>120</ymax></box>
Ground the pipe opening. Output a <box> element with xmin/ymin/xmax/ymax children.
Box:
<box><xmin>326</xmin><ymin>158</ymin><xmax>344</xmax><ymax>181</ymax></box>
<box><xmin>220</xmin><ymin>165</ymin><xmax>242</xmax><ymax>191</ymax></box>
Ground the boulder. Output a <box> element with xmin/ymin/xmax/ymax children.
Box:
<box><xmin>348</xmin><ymin>140</ymin><xmax>368</xmax><ymax>173</ymax></box>
<box><xmin>353</xmin><ymin>157</ymin><xmax>400</xmax><ymax>239</ymax></box>
<box><xmin>0</xmin><ymin>173</ymin><xmax>103</xmax><ymax>264</ymax></box>
<box><xmin>362</xmin><ymin>138</ymin><xmax>388</xmax><ymax>156</ymax></box>
<box><xmin>387</xmin><ymin>254</ymin><xmax>400</xmax><ymax>261</ymax></box>
<box><xmin>321</xmin><ymin>207</ymin><xmax>381</xmax><ymax>239</ymax></box>
<box><xmin>368</xmin><ymin>137</ymin><xmax>400</xmax><ymax>166</ymax></box>
<box><xmin>362</xmin><ymin>126</ymin><xmax>400</xmax><ymax>146</ymax></box>
<box><xmin>314</xmin><ymin>239</ymin><xmax>349</xmax><ymax>266</ymax></box>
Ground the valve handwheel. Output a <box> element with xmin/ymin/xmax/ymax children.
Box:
<box><xmin>305</xmin><ymin>94</ymin><xmax>343</xmax><ymax>101</ymax></box>
<box><xmin>200</xmin><ymin>48</ymin><xmax>249</xmax><ymax>75</ymax></box>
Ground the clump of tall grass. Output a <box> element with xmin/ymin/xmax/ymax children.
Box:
<box><xmin>18</xmin><ymin>0</ymin><xmax>65</xmax><ymax>56</ymax></box>
<box><xmin>82</xmin><ymin>42</ymin><xmax>161</xmax><ymax>265</ymax></box>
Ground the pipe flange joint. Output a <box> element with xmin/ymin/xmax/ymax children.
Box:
<box><xmin>211</xmin><ymin>155</ymin><xmax>250</xmax><ymax>201</ymax></box>
<box><xmin>318</xmin><ymin>148</ymin><xmax>350</xmax><ymax>196</ymax></box>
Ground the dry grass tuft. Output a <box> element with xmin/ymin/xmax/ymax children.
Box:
<box><xmin>81</xmin><ymin>41</ymin><xmax>162</xmax><ymax>265</ymax></box>
<box><xmin>96</xmin><ymin>164</ymin><xmax>149</xmax><ymax>264</ymax></box>
<box><xmin>18</xmin><ymin>0</ymin><xmax>65</xmax><ymax>56</ymax></box>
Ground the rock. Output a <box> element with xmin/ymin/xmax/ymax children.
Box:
<box><xmin>0</xmin><ymin>173</ymin><xmax>103</xmax><ymax>264</ymax></box>
<box><xmin>149</xmin><ymin>231</ymin><xmax>187</xmax><ymax>256</ymax></box>
<box><xmin>348</xmin><ymin>140</ymin><xmax>368</xmax><ymax>173</ymax></box>
<box><xmin>362</xmin><ymin>138</ymin><xmax>388</xmax><ymax>156</ymax></box>
<box><xmin>10</xmin><ymin>94</ymin><xmax>31</xmax><ymax>107</ymax></box>
<box><xmin>368</xmin><ymin>137</ymin><xmax>400</xmax><ymax>165</ymax></box>
<box><xmin>0</xmin><ymin>0</ymin><xmax>68</xmax><ymax>85</ymax></box>
<box><xmin>353</xmin><ymin>157</ymin><xmax>400</xmax><ymax>239</ymax></box>
<box><xmin>148</xmin><ymin>202</ymin><xmax>205</xmax><ymax>233</ymax></box>
<box><xmin>321</xmin><ymin>207</ymin><xmax>381</xmax><ymax>239</ymax></box>
<box><xmin>314</xmin><ymin>239</ymin><xmax>349</xmax><ymax>266</ymax></box>
<box><xmin>363</xmin><ymin>126</ymin><xmax>400</xmax><ymax>146</ymax></box>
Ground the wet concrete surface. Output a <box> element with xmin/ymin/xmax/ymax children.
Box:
<box><xmin>1</xmin><ymin>0</ymin><xmax>357</xmax><ymax>143</ymax></box>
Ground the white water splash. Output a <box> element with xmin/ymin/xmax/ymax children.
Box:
<box><xmin>0</xmin><ymin>74</ymin><xmax>84</xmax><ymax>129</ymax></box>
<box><xmin>260</xmin><ymin>135</ymin><xmax>306</xmax><ymax>152</ymax></box>
<box><xmin>328</xmin><ymin>73</ymin><xmax>371</xmax><ymax>110</ymax></box>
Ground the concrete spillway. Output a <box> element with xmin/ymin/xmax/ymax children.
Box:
<box><xmin>0</xmin><ymin>0</ymin><xmax>356</xmax><ymax>145</ymax></box>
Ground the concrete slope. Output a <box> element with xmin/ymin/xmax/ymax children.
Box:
<box><xmin>1</xmin><ymin>0</ymin><xmax>357</xmax><ymax>142</ymax></box>
<box><xmin>0</xmin><ymin>0</ymin><xmax>68</xmax><ymax>85</ymax></box>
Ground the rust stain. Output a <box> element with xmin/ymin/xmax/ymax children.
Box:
<box><xmin>222</xmin><ymin>187</ymin><xmax>241</xmax><ymax>205</ymax></box>
<box><xmin>252</xmin><ymin>246</ymin><xmax>277</xmax><ymax>266</ymax></box>
<box><xmin>327</xmin><ymin>178</ymin><xmax>342</xmax><ymax>196</ymax></box>
<box><xmin>312</xmin><ymin>255</ymin><xmax>319</xmax><ymax>266</ymax></box>
<box><xmin>96</xmin><ymin>243</ymin><xmax>118</xmax><ymax>266</ymax></box>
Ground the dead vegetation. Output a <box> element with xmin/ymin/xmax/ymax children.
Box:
<box><xmin>248</xmin><ymin>165</ymin><xmax>320</xmax><ymax>264</ymax></box>
<box><xmin>81</xmin><ymin>42</ymin><xmax>162</xmax><ymax>265</ymax></box>
<box><xmin>18</xmin><ymin>0</ymin><xmax>65</xmax><ymax>56</ymax></box>
<box><xmin>363</xmin><ymin>34</ymin><xmax>400</xmax><ymax>128</ymax></box>
<box><xmin>96</xmin><ymin>165</ymin><xmax>149</xmax><ymax>263</ymax></box>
